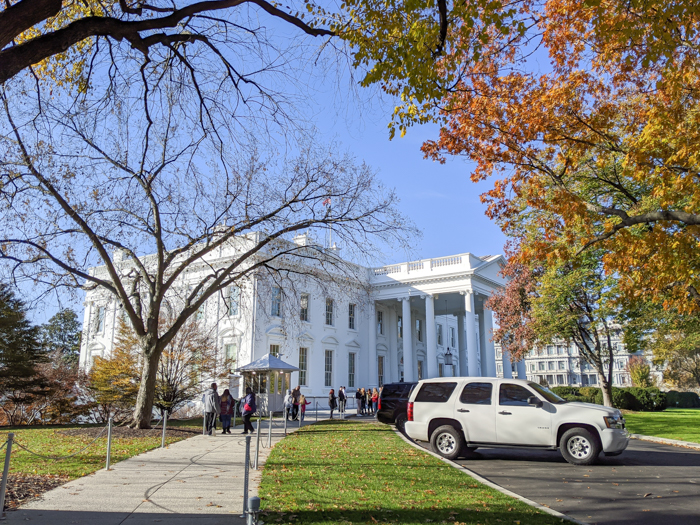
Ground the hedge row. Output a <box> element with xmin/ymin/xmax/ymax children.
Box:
<box><xmin>550</xmin><ymin>386</ymin><xmax>667</xmax><ymax>411</ymax></box>
<box><xmin>665</xmin><ymin>391</ymin><xmax>700</xmax><ymax>408</ymax></box>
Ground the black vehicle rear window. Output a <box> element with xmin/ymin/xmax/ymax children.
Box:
<box><xmin>459</xmin><ymin>382</ymin><xmax>493</xmax><ymax>405</ymax></box>
<box><xmin>381</xmin><ymin>385</ymin><xmax>405</xmax><ymax>397</ymax></box>
<box><xmin>415</xmin><ymin>382</ymin><xmax>457</xmax><ymax>403</ymax></box>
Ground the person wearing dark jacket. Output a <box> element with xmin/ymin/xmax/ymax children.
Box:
<box><xmin>219</xmin><ymin>389</ymin><xmax>234</xmax><ymax>434</ymax></box>
<box><xmin>202</xmin><ymin>383</ymin><xmax>221</xmax><ymax>436</ymax></box>
<box><xmin>338</xmin><ymin>386</ymin><xmax>346</xmax><ymax>416</ymax></box>
<box><xmin>328</xmin><ymin>389</ymin><xmax>337</xmax><ymax>419</ymax></box>
<box><xmin>355</xmin><ymin>388</ymin><xmax>364</xmax><ymax>416</ymax></box>
<box><xmin>241</xmin><ymin>386</ymin><xmax>256</xmax><ymax>434</ymax></box>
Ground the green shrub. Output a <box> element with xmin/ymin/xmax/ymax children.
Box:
<box><xmin>665</xmin><ymin>391</ymin><xmax>700</xmax><ymax>408</ymax></box>
<box><xmin>578</xmin><ymin>387</ymin><xmax>598</xmax><ymax>403</ymax></box>
<box><xmin>625</xmin><ymin>387</ymin><xmax>666</xmax><ymax>411</ymax></box>
<box><xmin>551</xmin><ymin>386</ymin><xmax>580</xmax><ymax>397</ymax></box>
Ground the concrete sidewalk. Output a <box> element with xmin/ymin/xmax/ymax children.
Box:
<box><xmin>5</xmin><ymin>417</ymin><xmax>302</xmax><ymax>524</ymax></box>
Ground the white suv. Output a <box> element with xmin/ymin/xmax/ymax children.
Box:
<box><xmin>404</xmin><ymin>377</ymin><xmax>629</xmax><ymax>465</ymax></box>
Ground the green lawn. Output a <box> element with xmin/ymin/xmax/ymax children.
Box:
<box><xmin>624</xmin><ymin>408</ymin><xmax>700</xmax><ymax>443</ymax></box>
<box><xmin>0</xmin><ymin>421</ymin><xmax>200</xmax><ymax>479</ymax></box>
<box><xmin>259</xmin><ymin>420</ymin><xmax>563</xmax><ymax>525</ymax></box>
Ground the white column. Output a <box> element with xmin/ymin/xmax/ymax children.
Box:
<box><xmin>425</xmin><ymin>295</ymin><xmax>437</xmax><ymax>379</ymax></box>
<box><xmin>481</xmin><ymin>308</ymin><xmax>497</xmax><ymax>377</ymax></box>
<box><xmin>501</xmin><ymin>348</ymin><xmax>513</xmax><ymax>379</ymax></box>
<box><xmin>368</xmin><ymin>301</ymin><xmax>378</xmax><ymax>388</ymax></box>
<box><xmin>457</xmin><ymin>313</ymin><xmax>466</xmax><ymax>377</ymax></box>
<box><xmin>402</xmin><ymin>297</ymin><xmax>415</xmax><ymax>382</ymax></box>
<box><xmin>516</xmin><ymin>360</ymin><xmax>527</xmax><ymax>380</ymax></box>
<box><xmin>464</xmin><ymin>291</ymin><xmax>479</xmax><ymax>376</ymax></box>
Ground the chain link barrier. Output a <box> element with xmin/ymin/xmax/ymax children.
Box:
<box><xmin>12</xmin><ymin>423</ymin><xmax>109</xmax><ymax>462</ymax></box>
<box><xmin>0</xmin><ymin>440</ymin><xmax>6</xmax><ymax>452</ymax></box>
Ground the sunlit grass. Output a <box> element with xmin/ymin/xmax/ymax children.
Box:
<box><xmin>624</xmin><ymin>408</ymin><xmax>700</xmax><ymax>443</ymax></box>
<box><xmin>259</xmin><ymin>420</ymin><xmax>562</xmax><ymax>525</ymax></box>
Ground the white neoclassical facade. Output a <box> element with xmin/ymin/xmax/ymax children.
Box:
<box><xmin>79</xmin><ymin>234</ymin><xmax>516</xmax><ymax>400</ymax></box>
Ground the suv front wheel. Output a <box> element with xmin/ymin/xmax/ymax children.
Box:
<box><xmin>395</xmin><ymin>414</ymin><xmax>408</xmax><ymax>434</ymax></box>
<box><xmin>559</xmin><ymin>427</ymin><xmax>601</xmax><ymax>465</ymax></box>
<box><xmin>430</xmin><ymin>425</ymin><xmax>464</xmax><ymax>460</ymax></box>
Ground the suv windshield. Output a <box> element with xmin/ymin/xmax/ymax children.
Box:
<box><xmin>528</xmin><ymin>382</ymin><xmax>567</xmax><ymax>405</ymax></box>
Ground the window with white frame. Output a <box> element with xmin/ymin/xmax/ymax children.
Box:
<box><xmin>377</xmin><ymin>310</ymin><xmax>383</xmax><ymax>335</ymax></box>
<box><xmin>271</xmin><ymin>286</ymin><xmax>282</xmax><ymax>317</ymax></box>
<box><xmin>325</xmin><ymin>298</ymin><xmax>334</xmax><ymax>326</ymax></box>
<box><xmin>538</xmin><ymin>362</ymin><xmax>545</xmax><ymax>371</ymax></box>
<box><xmin>298</xmin><ymin>347</ymin><xmax>308</xmax><ymax>386</ymax></box>
<box><xmin>348</xmin><ymin>303</ymin><xmax>356</xmax><ymax>330</ymax></box>
<box><xmin>95</xmin><ymin>305</ymin><xmax>106</xmax><ymax>334</ymax></box>
<box><xmin>378</xmin><ymin>355</ymin><xmax>384</xmax><ymax>387</ymax></box>
<box><xmin>439</xmin><ymin>363</ymin><xmax>444</xmax><ymax>377</ymax></box>
<box><xmin>270</xmin><ymin>344</ymin><xmax>280</xmax><ymax>358</ymax></box>
<box><xmin>324</xmin><ymin>349</ymin><xmax>333</xmax><ymax>387</ymax></box>
<box><xmin>449</xmin><ymin>326</ymin><xmax>455</xmax><ymax>347</ymax></box>
<box><xmin>416</xmin><ymin>319</ymin><xmax>423</xmax><ymax>342</ymax></box>
<box><xmin>558</xmin><ymin>361</ymin><xmax>566</xmax><ymax>370</ymax></box>
<box><xmin>224</xmin><ymin>343</ymin><xmax>237</xmax><ymax>362</ymax></box>
<box><xmin>548</xmin><ymin>361</ymin><xmax>555</xmax><ymax>371</ymax></box>
<box><xmin>228</xmin><ymin>286</ymin><xmax>240</xmax><ymax>317</ymax></box>
<box><xmin>417</xmin><ymin>360</ymin><xmax>424</xmax><ymax>380</ymax></box>
<box><xmin>437</xmin><ymin>324</ymin><xmax>443</xmax><ymax>345</ymax></box>
<box><xmin>348</xmin><ymin>352</ymin><xmax>356</xmax><ymax>388</ymax></box>
<box><xmin>300</xmin><ymin>293</ymin><xmax>309</xmax><ymax>322</ymax></box>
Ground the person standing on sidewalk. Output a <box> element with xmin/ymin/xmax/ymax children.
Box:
<box><xmin>356</xmin><ymin>388</ymin><xmax>364</xmax><ymax>416</ymax></box>
<box><xmin>372</xmin><ymin>388</ymin><xmax>379</xmax><ymax>415</ymax></box>
<box><xmin>328</xmin><ymin>389</ymin><xmax>338</xmax><ymax>419</ymax></box>
<box><xmin>219</xmin><ymin>389</ymin><xmax>234</xmax><ymax>434</ymax></box>
<box><xmin>338</xmin><ymin>386</ymin><xmax>346</xmax><ymax>416</ymax></box>
<box><xmin>283</xmin><ymin>389</ymin><xmax>293</xmax><ymax>420</ymax></box>
<box><xmin>241</xmin><ymin>386</ymin><xmax>256</xmax><ymax>434</ymax></box>
<box><xmin>365</xmin><ymin>387</ymin><xmax>373</xmax><ymax>415</ymax></box>
<box><xmin>202</xmin><ymin>383</ymin><xmax>221</xmax><ymax>435</ymax></box>
<box><xmin>299</xmin><ymin>393</ymin><xmax>310</xmax><ymax>421</ymax></box>
<box><xmin>291</xmin><ymin>386</ymin><xmax>301</xmax><ymax>420</ymax></box>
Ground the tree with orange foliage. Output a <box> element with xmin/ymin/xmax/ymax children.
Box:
<box><xmin>422</xmin><ymin>0</ymin><xmax>700</xmax><ymax>315</ymax></box>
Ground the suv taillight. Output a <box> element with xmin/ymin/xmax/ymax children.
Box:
<box><xmin>407</xmin><ymin>401</ymin><xmax>414</xmax><ymax>422</ymax></box>
<box><xmin>378</xmin><ymin>397</ymin><xmax>381</xmax><ymax>411</ymax></box>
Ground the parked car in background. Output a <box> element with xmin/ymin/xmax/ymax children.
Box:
<box><xmin>404</xmin><ymin>377</ymin><xmax>629</xmax><ymax>465</ymax></box>
<box><xmin>377</xmin><ymin>382</ymin><xmax>417</xmax><ymax>432</ymax></box>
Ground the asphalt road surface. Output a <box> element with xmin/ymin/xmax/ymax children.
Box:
<box><xmin>417</xmin><ymin>439</ymin><xmax>700</xmax><ymax>525</ymax></box>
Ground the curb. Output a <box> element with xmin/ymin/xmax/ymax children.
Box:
<box><xmin>394</xmin><ymin>429</ymin><xmax>589</xmax><ymax>525</ymax></box>
<box><xmin>630</xmin><ymin>433</ymin><xmax>700</xmax><ymax>450</ymax></box>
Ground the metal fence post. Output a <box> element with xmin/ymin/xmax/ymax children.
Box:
<box><xmin>283</xmin><ymin>408</ymin><xmax>288</xmax><ymax>436</ymax></box>
<box><xmin>254</xmin><ymin>416</ymin><xmax>261</xmax><ymax>470</ymax></box>
<box><xmin>161</xmin><ymin>411</ymin><xmax>168</xmax><ymax>448</ymax></box>
<box><xmin>241</xmin><ymin>435</ymin><xmax>251</xmax><ymax>518</ymax></box>
<box><xmin>233</xmin><ymin>401</ymin><xmax>238</xmax><ymax>429</ymax></box>
<box><xmin>267</xmin><ymin>411</ymin><xmax>273</xmax><ymax>448</ymax></box>
<box><xmin>202</xmin><ymin>409</ymin><xmax>206</xmax><ymax>435</ymax></box>
<box><xmin>0</xmin><ymin>433</ymin><xmax>14</xmax><ymax>517</ymax></box>
<box><xmin>105</xmin><ymin>418</ymin><xmax>113</xmax><ymax>471</ymax></box>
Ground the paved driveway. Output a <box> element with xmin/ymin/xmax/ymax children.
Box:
<box><xmin>418</xmin><ymin>439</ymin><xmax>700</xmax><ymax>525</ymax></box>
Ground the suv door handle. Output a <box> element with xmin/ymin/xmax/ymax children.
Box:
<box><xmin>457</xmin><ymin>409</ymin><xmax>470</xmax><ymax>413</ymax></box>
<box><xmin>498</xmin><ymin>411</ymin><xmax>512</xmax><ymax>415</ymax></box>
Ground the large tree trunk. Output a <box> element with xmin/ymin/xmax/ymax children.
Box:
<box><xmin>131</xmin><ymin>347</ymin><xmax>160</xmax><ymax>429</ymax></box>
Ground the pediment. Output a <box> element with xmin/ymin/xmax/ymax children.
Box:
<box><xmin>266</xmin><ymin>325</ymin><xmax>286</xmax><ymax>337</ymax></box>
<box><xmin>321</xmin><ymin>335</ymin><xmax>339</xmax><ymax>346</ymax></box>
<box><xmin>346</xmin><ymin>339</ymin><xmax>361</xmax><ymax>349</ymax></box>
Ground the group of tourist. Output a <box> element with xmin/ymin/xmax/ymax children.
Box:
<box><xmin>283</xmin><ymin>386</ymin><xmax>311</xmax><ymax>421</ymax></box>
<box><xmin>201</xmin><ymin>382</ymin><xmax>257</xmax><ymax>435</ymax></box>
<box><xmin>354</xmin><ymin>387</ymin><xmax>379</xmax><ymax>416</ymax></box>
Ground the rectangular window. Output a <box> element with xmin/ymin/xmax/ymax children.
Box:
<box><xmin>548</xmin><ymin>361</ymin><xmax>555</xmax><ymax>371</ymax></box>
<box><xmin>415</xmin><ymin>382</ymin><xmax>457</xmax><ymax>403</ymax></box>
<box><xmin>437</xmin><ymin>324</ymin><xmax>443</xmax><ymax>346</ymax></box>
<box><xmin>300</xmin><ymin>293</ymin><xmax>309</xmax><ymax>322</ymax></box>
<box><xmin>538</xmin><ymin>362</ymin><xmax>545</xmax><ymax>371</ymax></box>
<box><xmin>378</xmin><ymin>355</ymin><xmax>384</xmax><ymax>387</ymax></box>
<box><xmin>558</xmin><ymin>361</ymin><xmax>566</xmax><ymax>370</ymax></box>
<box><xmin>348</xmin><ymin>303</ymin><xmax>356</xmax><ymax>330</ymax></box>
<box><xmin>416</xmin><ymin>319</ymin><xmax>423</xmax><ymax>342</ymax></box>
<box><xmin>270</xmin><ymin>344</ymin><xmax>280</xmax><ymax>358</ymax></box>
<box><xmin>557</xmin><ymin>374</ymin><xmax>564</xmax><ymax>384</ymax></box>
<box><xmin>546</xmin><ymin>374</ymin><xmax>554</xmax><ymax>385</ymax></box>
<box><xmin>377</xmin><ymin>310</ymin><xmax>383</xmax><ymax>335</ymax></box>
<box><xmin>298</xmin><ymin>347</ymin><xmax>308</xmax><ymax>386</ymax></box>
<box><xmin>224</xmin><ymin>343</ymin><xmax>237</xmax><ymax>361</ymax></box>
<box><xmin>325</xmin><ymin>298</ymin><xmax>334</xmax><ymax>326</ymax></box>
<box><xmin>398</xmin><ymin>316</ymin><xmax>403</xmax><ymax>338</ymax></box>
<box><xmin>95</xmin><ymin>305</ymin><xmax>105</xmax><ymax>333</ymax></box>
<box><xmin>439</xmin><ymin>363</ymin><xmax>444</xmax><ymax>377</ymax></box>
<box><xmin>460</xmin><ymin>382</ymin><xmax>493</xmax><ymax>405</ymax></box>
<box><xmin>228</xmin><ymin>286</ymin><xmax>240</xmax><ymax>317</ymax></box>
<box><xmin>271</xmin><ymin>286</ymin><xmax>282</xmax><ymax>317</ymax></box>
<box><xmin>558</xmin><ymin>346</ymin><xmax>565</xmax><ymax>355</ymax></box>
<box><xmin>547</xmin><ymin>345</ymin><xmax>554</xmax><ymax>355</ymax></box>
<box><xmin>348</xmin><ymin>352</ymin><xmax>356</xmax><ymax>388</ymax></box>
<box><xmin>449</xmin><ymin>327</ymin><xmax>455</xmax><ymax>347</ymax></box>
<box><xmin>324</xmin><ymin>350</ymin><xmax>333</xmax><ymax>387</ymax></box>
<box><xmin>417</xmin><ymin>360</ymin><xmax>424</xmax><ymax>380</ymax></box>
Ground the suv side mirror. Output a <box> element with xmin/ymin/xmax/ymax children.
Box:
<box><xmin>528</xmin><ymin>396</ymin><xmax>543</xmax><ymax>408</ymax></box>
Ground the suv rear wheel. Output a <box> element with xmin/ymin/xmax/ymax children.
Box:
<box><xmin>430</xmin><ymin>425</ymin><xmax>464</xmax><ymax>460</ymax></box>
<box><xmin>395</xmin><ymin>414</ymin><xmax>407</xmax><ymax>434</ymax></box>
<box><xmin>559</xmin><ymin>427</ymin><xmax>601</xmax><ymax>465</ymax></box>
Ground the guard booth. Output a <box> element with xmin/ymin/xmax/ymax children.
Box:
<box><xmin>236</xmin><ymin>353</ymin><xmax>299</xmax><ymax>415</ymax></box>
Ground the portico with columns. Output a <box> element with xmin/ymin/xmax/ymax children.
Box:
<box><xmin>368</xmin><ymin>253</ymin><xmax>523</xmax><ymax>386</ymax></box>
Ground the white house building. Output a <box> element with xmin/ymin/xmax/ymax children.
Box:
<box><xmin>79</xmin><ymin>233</ymin><xmax>515</xmax><ymax>403</ymax></box>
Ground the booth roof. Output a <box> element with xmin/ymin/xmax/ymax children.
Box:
<box><xmin>236</xmin><ymin>353</ymin><xmax>300</xmax><ymax>372</ymax></box>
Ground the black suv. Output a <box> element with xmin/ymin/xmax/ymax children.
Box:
<box><xmin>376</xmin><ymin>382</ymin><xmax>417</xmax><ymax>433</ymax></box>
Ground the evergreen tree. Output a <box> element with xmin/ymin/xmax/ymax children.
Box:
<box><xmin>39</xmin><ymin>308</ymin><xmax>82</xmax><ymax>367</ymax></box>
